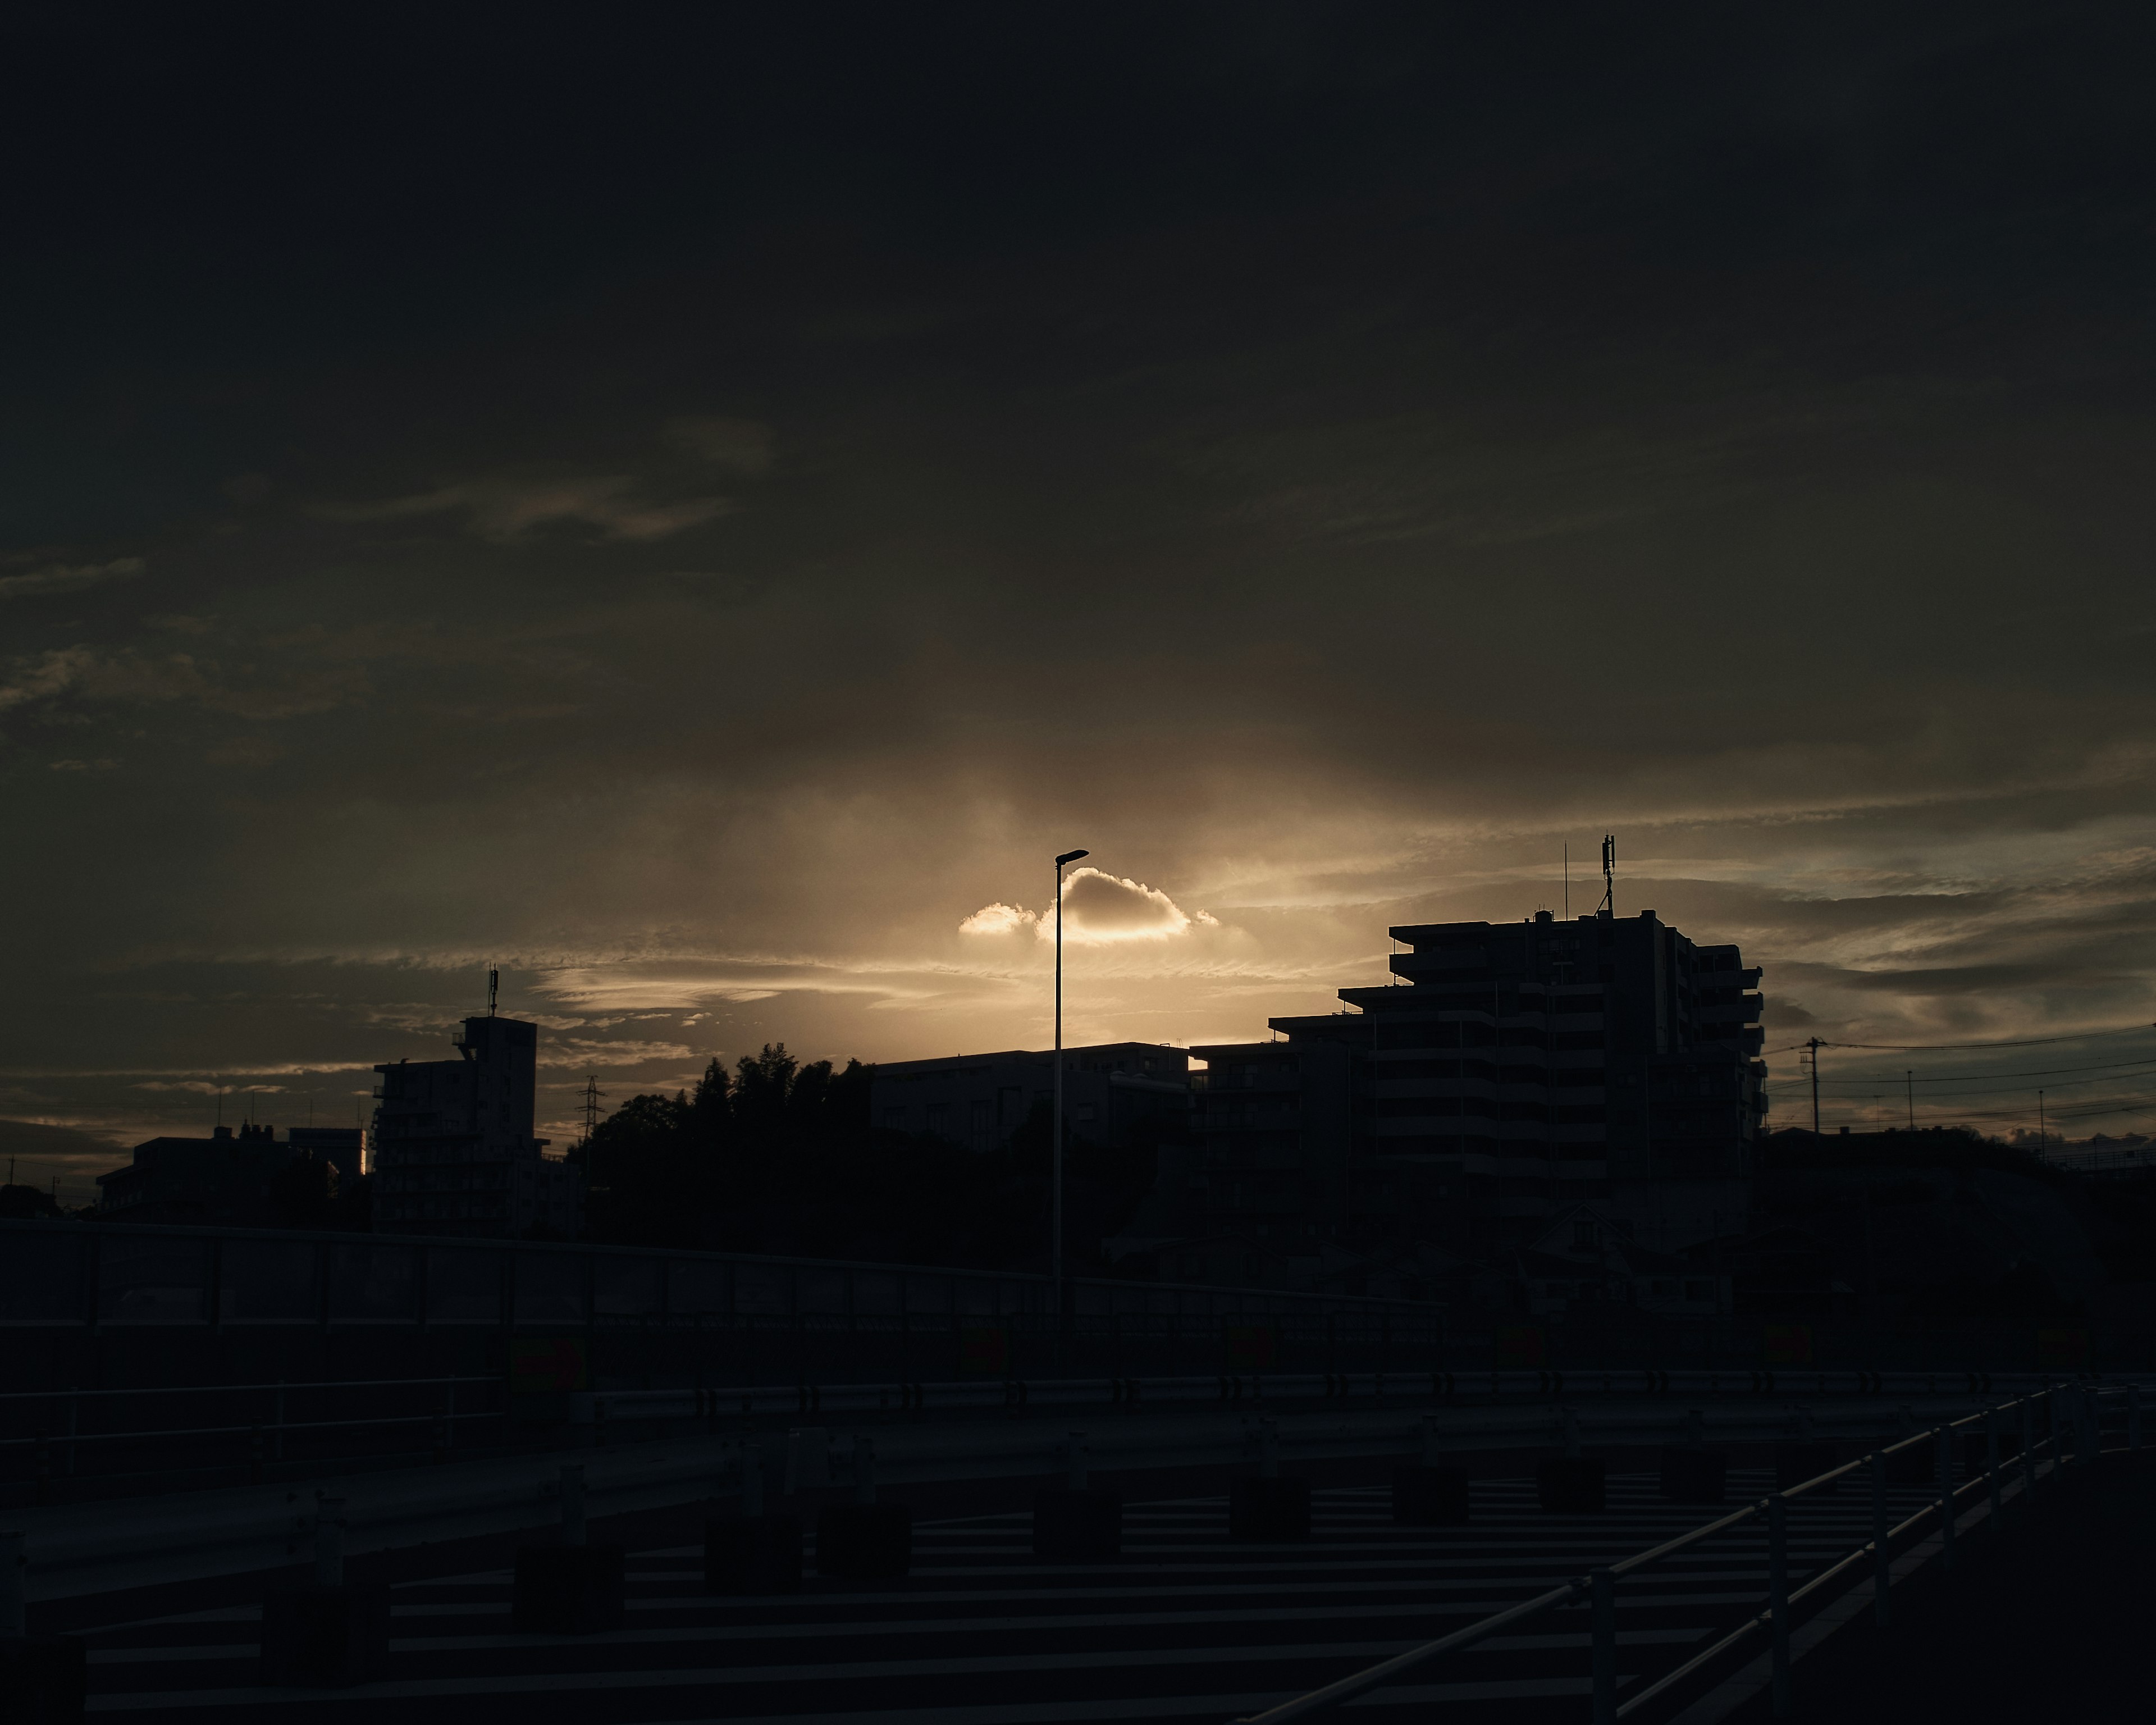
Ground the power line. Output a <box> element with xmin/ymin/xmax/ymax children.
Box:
<box><xmin>1766</xmin><ymin>1054</ymin><xmax>2156</xmax><ymax>1088</ymax></box>
<box><xmin>1767</xmin><ymin>1061</ymin><xmax>2156</xmax><ymax>1099</ymax></box>
<box><xmin>1815</xmin><ymin>1023</ymin><xmax>2156</xmax><ymax>1053</ymax></box>
<box><xmin>1812</xmin><ymin>1092</ymin><xmax>2156</xmax><ymax>1128</ymax></box>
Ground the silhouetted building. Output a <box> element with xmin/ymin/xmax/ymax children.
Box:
<box><xmin>286</xmin><ymin>1125</ymin><xmax>366</xmax><ymax>1184</ymax></box>
<box><xmin>1140</xmin><ymin>1038</ymin><xmax>1354</xmax><ymax>1253</ymax></box>
<box><xmin>1166</xmin><ymin>909</ymin><xmax>1763</xmax><ymax>1257</ymax></box>
<box><xmin>97</xmin><ymin>1122</ymin><xmax>302</xmax><ymax>1226</ymax></box>
<box><xmin>870</xmin><ymin>1042</ymin><xmax>1191</xmax><ymax>1151</ymax></box>
<box><xmin>371</xmin><ymin>1015</ymin><xmax>582</xmax><ymax>1238</ymax></box>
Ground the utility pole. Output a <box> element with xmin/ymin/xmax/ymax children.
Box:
<box><xmin>1598</xmin><ymin>834</ymin><xmax>1616</xmax><ymax>918</ymax></box>
<box><xmin>2038</xmin><ymin>1089</ymin><xmax>2047</xmax><ymax>1160</ymax></box>
<box><xmin>581</xmin><ymin>1076</ymin><xmax>605</xmax><ymax>1189</ymax></box>
<box><xmin>1806</xmin><ymin>1037</ymin><xmax>1824</xmax><ymax>1135</ymax></box>
<box><xmin>1906</xmin><ymin>1069</ymin><xmax>1914</xmax><ymax>1132</ymax></box>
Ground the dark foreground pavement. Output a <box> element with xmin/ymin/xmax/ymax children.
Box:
<box><xmin>1728</xmin><ymin>1449</ymin><xmax>2156</xmax><ymax>1722</ymax></box>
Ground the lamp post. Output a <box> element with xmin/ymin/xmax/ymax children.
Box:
<box><xmin>1053</xmin><ymin>848</ymin><xmax>1089</xmax><ymax>1323</ymax></box>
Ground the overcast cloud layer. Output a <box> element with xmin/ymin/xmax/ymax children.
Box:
<box><xmin>6</xmin><ymin>6</ymin><xmax>2156</xmax><ymax>1195</ymax></box>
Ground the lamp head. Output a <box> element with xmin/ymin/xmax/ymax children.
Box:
<box><xmin>1056</xmin><ymin>849</ymin><xmax>1089</xmax><ymax>867</ymax></box>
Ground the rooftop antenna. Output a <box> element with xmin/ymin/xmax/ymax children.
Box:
<box><xmin>488</xmin><ymin>966</ymin><xmax>500</xmax><ymax>1018</ymax></box>
<box><xmin>1598</xmin><ymin>834</ymin><xmax>1616</xmax><ymax>919</ymax></box>
<box><xmin>1564</xmin><ymin>843</ymin><xmax>1569</xmax><ymax>919</ymax></box>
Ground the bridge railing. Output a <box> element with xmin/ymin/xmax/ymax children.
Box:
<box><xmin>1</xmin><ymin>1363</ymin><xmax>2127</xmax><ymax>1503</ymax></box>
<box><xmin>0</xmin><ymin>1376</ymin><xmax>504</xmax><ymax>1501</ymax></box>
<box><xmin>1232</xmin><ymin>1380</ymin><xmax>2139</xmax><ymax>1724</ymax></box>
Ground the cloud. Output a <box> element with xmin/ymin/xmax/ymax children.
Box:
<box><xmin>205</xmin><ymin>735</ymin><xmax>288</xmax><ymax>768</ymax></box>
<box><xmin>957</xmin><ymin>902</ymin><xmax>1035</xmax><ymax>936</ymax></box>
<box><xmin>0</xmin><ymin>647</ymin><xmax>93</xmax><ymax>710</ymax></box>
<box><xmin>961</xmin><ymin>869</ymin><xmax>1219</xmax><ymax>946</ymax></box>
<box><xmin>0</xmin><ymin>646</ymin><xmax>367</xmax><ymax>720</ymax></box>
<box><xmin>0</xmin><ymin>557</ymin><xmax>145</xmax><ymax>600</ymax></box>
<box><xmin>48</xmin><ymin>757</ymin><xmax>118</xmax><ymax>772</ymax></box>
<box><xmin>664</xmin><ymin>416</ymin><xmax>775</xmax><ymax>475</ymax></box>
<box><xmin>536</xmin><ymin>957</ymin><xmax>954</xmax><ymax>1012</ymax></box>
<box><xmin>537</xmin><ymin>1038</ymin><xmax>696</xmax><ymax>1069</ymax></box>
<box><xmin>329</xmin><ymin>473</ymin><xmax>733</xmax><ymax>542</ymax></box>
<box><xmin>135</xmin><ymin>1080</ymin><xmax>286</xmax><ymax>1094</ymax></box>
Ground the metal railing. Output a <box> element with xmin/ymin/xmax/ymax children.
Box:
<box><xmin>7</xmin><ymin>1359</ymin><xmax>2128</xmax><ymax>1507</ymax></box>
<box><xmin>1234</xmin><ymin>1379</ymin><xmax>2139</xmax><ymax>1724</ymax></box>
<box><xmin>572</xmin><ymin>1366</ymin><xmax>2091</xmax><ymax>1425</ymax></box>
<box><xmin>0</xmin><ymin>1375</ymin><xmax>503</xmax><ymax>1502</ymax></box>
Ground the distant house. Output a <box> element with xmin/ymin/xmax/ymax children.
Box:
<box><xmin>1512</xmin><ymin>1204</ymin><xmax>1730</xmax><ymax>1317</ymax></box>
<box><xmin>1703</xmin><ymin>1224</ymin><xmax>1847</xmax><ymax>1317</ymax></box>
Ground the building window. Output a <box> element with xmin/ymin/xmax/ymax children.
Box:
<box><xmin>1573</xmin><ymin>1220</ymin><xmax>1600</xmax><ymax>1250</ymax></box>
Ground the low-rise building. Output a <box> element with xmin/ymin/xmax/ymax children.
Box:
<box><xmin>97</xmin><ymin>1122</ymin><xmax>304</xmax><ymax>1227</ymax></box>
<box><xmin>1146</xmin><ymin>1038</ymin><xmax>1353</xmax><ymax>1252</ymax></box>
<box><xmin>870</xmin><ymin>1042</ymin><xmax>1191</xmax><ymax>1152</ymax></box>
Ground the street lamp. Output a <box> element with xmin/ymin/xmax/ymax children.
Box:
<box><xmin>1053</xmin><ymin>848</ymin><xmax>1089</xmax><ymax>1320</ymax></box>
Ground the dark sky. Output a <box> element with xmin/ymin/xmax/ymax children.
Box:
<box><xmin>8</xmin><ymin>4</ymin><xmax>2156</xmax><ymax>1187</ymax></box>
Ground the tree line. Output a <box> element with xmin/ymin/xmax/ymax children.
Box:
<box><xmin>568</xmin><ymin>1043</ymin><xmax>1167</xmax><ymax>1270</ymax></box>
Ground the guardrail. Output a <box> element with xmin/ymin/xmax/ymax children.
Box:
<box><xmin>0</xmin><ymin>1376</ymin><xmax>502</xmax><ymax>1502</ymax></box>
<box><xmin>2</xmin><ymin>1365</ymin><xmax>2098</xmax><ymax>1502</ymax></box>
<box><xmin>2</xmin><ymin>1374</ymin><xmax>2146</xmax><ymax>1605</ymax></box>
<box><xmin>0</xmin><ymin>1217</ymin><xmax>1435</xmax><ymax>1329</ymax></box>
<box><xmin>572</xmin><ymin>1365</ymin><xmax>2073</xmax><ymax>1424</ymax></box>
<box><xmin>1232</xmin><ymin>1380</ymin><xmax>2141</xmax><ymax>1723</ymax></box>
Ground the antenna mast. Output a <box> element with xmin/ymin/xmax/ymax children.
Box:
<box><xmin>1598</xmin><ymin>834</ymin><xmax>1616</xmax><ymax>918</ymax></box>
<box><xmin>581</xmin><ymin>1075</ymin><xmax>606</xmax><ymax>1192</ymax></box>
<box><xmin>487</xmin><ymin>966</ymin><xmax>500</xmax><ymax>1017</ymax></box>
